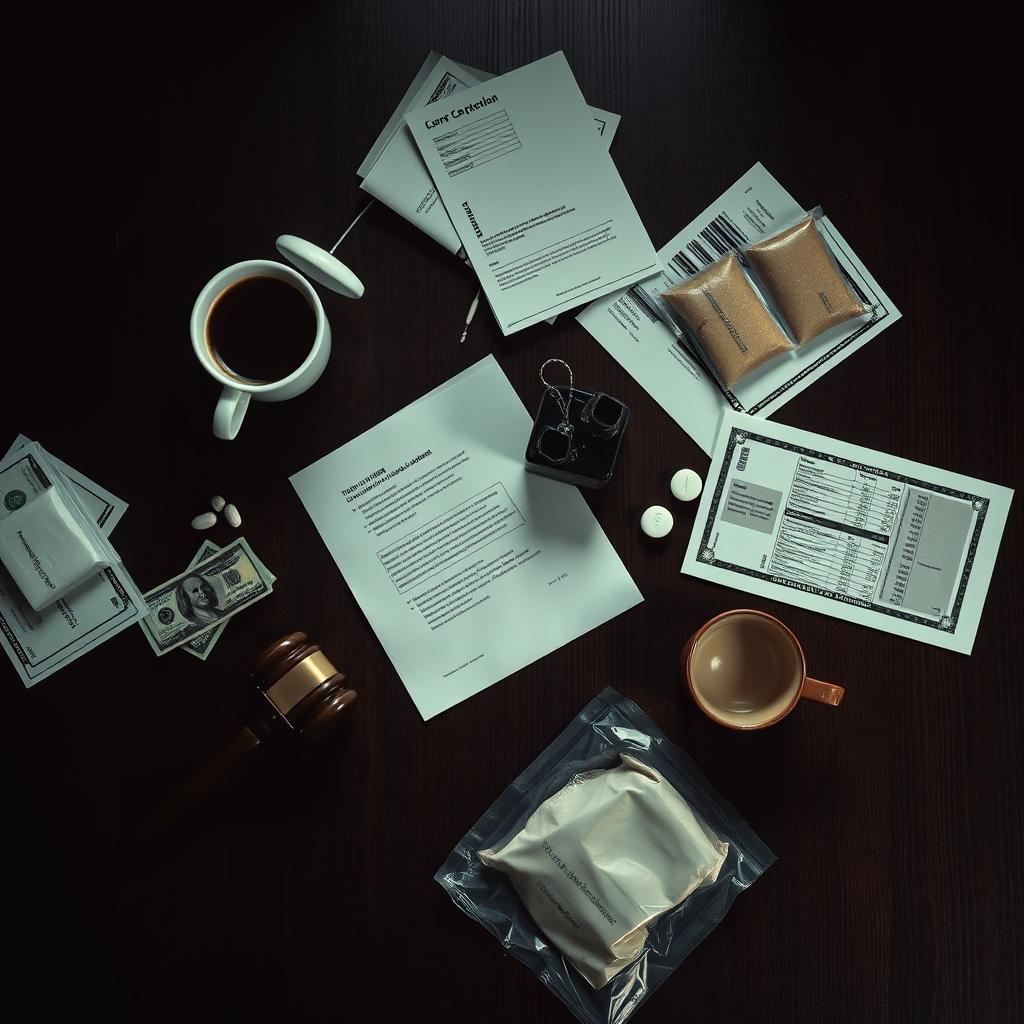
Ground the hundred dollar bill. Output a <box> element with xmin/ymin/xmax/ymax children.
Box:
<box><xmin>140</xmin><ymin>537</ymin><xmax>273</xmax><ymax>656</ymax></box>
<box><xmin>183</xmin><ymin>540</ymin><xmax>277</xmax><ymax>660</ymax></box>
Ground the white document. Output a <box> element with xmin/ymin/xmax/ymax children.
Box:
<box><xmin>3</xmin><ymin>434</ymin><xmax>128</xmax><ymax>535</ymax></box>
<box><xmin>403</xmin><ymin>52</ymin><xmax>658</xmax><ymax>335</ymax></box>
<box><xmin>682</xmin><ymin>412</ymin><xmax>1013</xmax><ymax>654</ymax></box>
<box><xmin>577</xmin><ymin>163</ymin><xmax>902</xmax><ymax>453</ymax></box>
<box><xmin>290</xmin><ymin>355</ymin><xmax>643</xmax><ymax>719</ymax></box>
<box><xmin>0</xmin><ymin>444</ymin><xmax>147</xmax><ymax>687</ymax></box>
<box><xmin>360</xmin><ymin>52</ymin><xmax>620</xmax><ymax>256</ymax></box>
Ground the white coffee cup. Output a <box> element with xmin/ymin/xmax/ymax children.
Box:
<box><xmin>191</xmin><ymin>259</ymin><xmax>330</xmax><ymax>440</ymax></box>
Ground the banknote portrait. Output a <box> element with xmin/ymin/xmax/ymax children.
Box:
<box><xmin>175</xmin><ymin>574</ymin><xmax>221</xmax><ymax>626</ymax></box>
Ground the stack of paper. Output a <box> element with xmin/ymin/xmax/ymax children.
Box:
<box><xmin>291</xmin><ymin>356</ymin><xmax>642</xmax><ymax>719</ymax></box>
<box><xmin>0</xmin><ymin>436</ymin><xmax>145</xmax><ymax>687</ymax></box>
<box><xmin>359</xmin><ymin>51</ymin><xmax>658</xmax><ymax>335</ymax></box>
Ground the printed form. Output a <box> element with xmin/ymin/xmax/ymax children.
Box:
<box><xmin>403</xmin><ymin>52</ymin><xmax>658</xmax><ymax>334</ymax></box>
<box><xmin>358</xmin><ymin>52</ymin><xmax>619</xmax><ymax>256</ymax></box>
<box><xmin>682</xmin><ymin>412</ymin><xmax>1013</xmax><ymax>654</ymax></box>
<box><xmin>290</xmin><ymin>356</ymin><xmax>642</xmax><ymax>719</ymax></box>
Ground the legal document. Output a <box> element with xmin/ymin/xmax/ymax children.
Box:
<box><xmin>290</xmin><ymin>356</ymin><xmax>642</xmax><ymax>719</ymax></box>
<box><xmin>682</xmin><ymin>412</ymin><xmax>1013</xmax><ymax>654</ymax></box>
<box><xmin>404</xmin><ymin>52</ymin><xmax>658</xmax><ymax>334</ymax></box>
<box><xmin>359</xmin><ymin>52</ymin><xmax>619</xmax><ymax>256</ymax></box>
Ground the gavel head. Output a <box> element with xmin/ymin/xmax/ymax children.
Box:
<box><xmin>248</xmin><ymin>632</ymin><xmax>357</xmax><ymax>745</ymax></box>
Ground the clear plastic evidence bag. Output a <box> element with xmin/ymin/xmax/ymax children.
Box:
<box><xmin>436</xmin><ymin>688</ymin><xmax>774</xmax><ymax>1024</ymax></box>
<box><xmin>656</xmin><ymin>207</ymin><xmax>873</xmax><ymax>389</ymax></box>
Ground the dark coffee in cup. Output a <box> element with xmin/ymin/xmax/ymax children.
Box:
<box><xmin>205</xmin><ymin>275</ymin><xmax>317</xmax><ymax>384</ymax></box>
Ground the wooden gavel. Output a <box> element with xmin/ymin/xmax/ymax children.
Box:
<box><xmin>149</xmin><ymin>631</ymin><xmax>357</xmax><ymax>830</ymax></box>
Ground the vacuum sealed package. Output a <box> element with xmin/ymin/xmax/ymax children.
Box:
<box><xmin>0</xmin><ymin>483</ymin><xmax>109</xmax><ymax>610</ymax></box>
<box><xmin>744</xmin><ymin>208</ymin><xmax>869</xmax><ymax>343</ymax></box>
<box><xmin>657</xmin><ymin>206</ymin><xmax>874</xmax><ymax>389</ymax></box>
<box><xmin>661</xmin><ymin>251</ymin><xmax>792</xmax><ymax>388</ymax></box>
<box><xmin>436</xmin><ymin>688</ymin><xmax>774</xmax><ymax>1024</ymax></box>
<box><xmin>0</xmin><ymin>442</ymin><xmax>135</xmax><ymax>611</ymax></box>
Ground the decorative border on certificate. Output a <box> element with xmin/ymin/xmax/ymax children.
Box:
<box><xmin>0</xmin><ymin>568</ymin><xmax>142</xmax><ymax>671</ymax></box>
<box><xmin>698</xmin><ymin>427</ymin><xmax>988</xmax><ymax>633</ymax></box>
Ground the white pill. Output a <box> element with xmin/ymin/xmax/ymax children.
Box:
<box><xmin>671</xmin><ymin>468</ymin><xmax>703</xmax><ymax>502</ymax></box>
<box><xmin>224</xmin><ymin>503</ymin><xmax>242</xmax><ymax>528</ymax></box>
<box><xmin>211</xmin><ymin>495</ymin><xmax>226</xmax><ymax>512</ymax></box>
<box><xmin>640</xmin><ymin>505</ymin><xmax>673</xmax><ymax>538</ymax></box>
<box><xmin>191</xmin><ymin>512</ymin><xmax>217</xmax><ymax>530</ymax></box>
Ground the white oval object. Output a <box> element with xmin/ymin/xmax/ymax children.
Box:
<box><xmin>224</xmin><ymin>503</ymin><xmax>242</xmax><ymax>528</ymax></box>
<box><xmin>275</xmin><ymin>234</ymin><xmax>364</xmax><ymax>298</ymax></box>
<box><xmin>211</xmin><ymin>495</ymin><xmax>226</xmax><ymax>512</ymax></box>
<box><xmin>670</xmin><ymin>468</ymin><xmax>703</xmax><ymax>502</ymax></box>
<box><xmin>640</xmin><ymin>505</ymin><xmax>673</xmax><ymax>538</ymax></box>
<box><xmin>191</xmin><ymin>512</ymin><xmax>217</xmax><ymax>530</ymax></box>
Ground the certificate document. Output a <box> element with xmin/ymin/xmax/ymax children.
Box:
<box><xmin>682</xmin><ymin>412</ymin><xmax>1013</xmax><ymax>654</ymax></box>
<box><xmin>290</xmin><ymin>356</ymin><xmax>642</xmax><ymax>719</ymax></box>
<box><xmin>4</xmin><ymin>434</ymin><xmax>128</xmax><ymax>535</ymax></box>
<box><xmin>403</xmin><ymin>52</ymin><xmax>658</xmax><ymax>335</ymax></box>
<box><xmin>0</xmin><ymin>443</ymin><xmax>146</xmax><ymax>687</ymax></box>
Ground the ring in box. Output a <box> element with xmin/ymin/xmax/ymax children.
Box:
<box><xmin>525</xmin><ymin>386</ymin><xmax>629</xmax><ymax>489</ymax></box>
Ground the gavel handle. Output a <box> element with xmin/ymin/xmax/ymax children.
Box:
<box><xmin>146</xmin><ymin>725</ymin><xmax>264</xmax><ymax>834</ymax></box>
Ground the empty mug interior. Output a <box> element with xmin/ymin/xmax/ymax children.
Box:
<box><xmin>690</xmin><ymin>612</ymin><xmax>804</xmax><ymax>726</ymax></box>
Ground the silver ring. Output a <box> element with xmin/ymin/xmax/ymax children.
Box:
<box><xmin>539</xmin><ymin>358</ymin><xmax>573</xmax><ymax>393</ymax></box>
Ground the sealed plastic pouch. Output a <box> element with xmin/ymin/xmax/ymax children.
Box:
<box><xmin>0</xmin><ymin>484</ymin><xmax>109</xmax><ymax>610</ymax></box>
<box><xmin>0</xmin><ymin>441</ymin><xmax>140</xmax><ymax>612</ymax></box>
<box><xmin>436</xmin><ymin>688</ymin><xmax>774</xmax><ymax>1024</ymax></box>
<box><xmin>660</xmin><ymin>252</ymin><xmax>792</xmax><ymax>388</ymax></box>
<box><xmin>744</xmin><ymin>208</ymin><xmax>869</xmax><ymax>343</ymax></box>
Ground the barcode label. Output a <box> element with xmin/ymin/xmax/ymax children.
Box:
<box><xmin>626</xmin><ymin>287</ymin><xmax>663</xmax><ymax>325</ymax></box>
<box><xmin>623</xmin><ymin>213</ymin><xmax>752</xmax><ymax>329</ymax></box>
<box><xmin>669</xmin><ymin>213</ymin><xmax>749</xmax><ymax>277</ymax></box>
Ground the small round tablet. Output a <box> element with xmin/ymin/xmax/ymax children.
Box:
<box><xmin>211</xmin><ymin>495</ymin><xmax>226</xmax><ymax>512</ymax></box>
<box><xmin>640</xmin><ymin>505</ymin><xmax>673</xmax><ymax>538</ymax></box>
<box><xmin>670</xmin><ymin>468</ymin><xmax>703</xmax><ymax>502</ymax></box>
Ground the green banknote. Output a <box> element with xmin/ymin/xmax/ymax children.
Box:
<box><xmin>140</xmin><ymin>537</ymin><xmax>273</xmax><ymax>656</ymax></box>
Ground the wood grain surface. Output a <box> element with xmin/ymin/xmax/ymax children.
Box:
<box><xmin>4</xmin><ymin>3</ymin><xmax>1020</xmax><ymax>1021</ymax></box>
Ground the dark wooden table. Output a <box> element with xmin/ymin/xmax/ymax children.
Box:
<box><xmin>5</xmin><ymin>4</ymin><xmax>1021</xmax><ymax>1021</ymax></box>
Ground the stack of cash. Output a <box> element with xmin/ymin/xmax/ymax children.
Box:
<box><xmin>140</xmin><ymin>537</ymin><xmax>275</xmax><ymax>660</ymax></box>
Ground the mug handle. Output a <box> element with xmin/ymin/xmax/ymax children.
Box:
<box><xmin>800</xmin><ymin>677</ymin><xmax>845</xmax><ymax>706</ymax></box>
<box><xmin>213</xmin><ymin>387</ymin><xmax>250</xmax><ymax>440</ymax></box>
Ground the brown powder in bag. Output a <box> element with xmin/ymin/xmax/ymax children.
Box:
<box><xmin>745</xmin><ymin>215</ymin><xmax>868</xmax><ymax>344</ymax></box>
<box><xmin>661</xmin><ymin>252</ymin><xmax>791</xmax><ymax>389</ymax></box>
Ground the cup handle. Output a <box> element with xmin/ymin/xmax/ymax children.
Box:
<box><xmin>213</xmin><ymin>387</ymin><xmax>250</xmax><ymax>440</ymax></box>
<box><xmin>800</xmin><ymin>677</ymin><xmax>845</xmax><ymax>707</ymax></box>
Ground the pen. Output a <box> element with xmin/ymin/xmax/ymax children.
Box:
<box><xmin>459</xmin><ymin>289</ymin><xmax>481</xmax><ymax>344</ymax></box>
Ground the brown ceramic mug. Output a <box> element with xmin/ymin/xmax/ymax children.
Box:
<box><xmin>681</xmin><ymin>609</ymin><xmax>843</xmax><ymax>729</ymax></box>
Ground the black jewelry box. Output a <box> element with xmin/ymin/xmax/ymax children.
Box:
<box><xmin>524</xmin><ymin>386</ymin><xmax>629</xmax><ymax>489</ymax></box>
